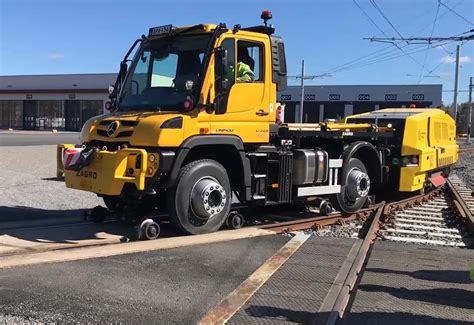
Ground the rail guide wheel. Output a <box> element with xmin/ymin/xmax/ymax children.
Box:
<box><xmin>319</xmin><ymin>200</ymin><xmax>333</xmax><ymax>216</ymax></box>
<box><xmin>138</xmin><ymin>218</ymin><xmax>161</xmax><ymax>240</ymax></box>
<box><xmin>85</xmin><ymin>206</ymin><xmax>108</xmax><ymax>223</ymax></box>
<box><xmin>226</xmin><ymin>211</ymin><xmax>244</xmax><ymax>229</ymax></box>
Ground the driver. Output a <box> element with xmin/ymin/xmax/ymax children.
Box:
<box><xmin>235</xmin><ymin>47</ymin><xmax>255</xmax><ymax>82</ymax></box>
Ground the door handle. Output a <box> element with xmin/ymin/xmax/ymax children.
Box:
<box><xmin>256</xmin><ymin>109</ymin><xmax>269</xmax><ymax>116</ymax></box>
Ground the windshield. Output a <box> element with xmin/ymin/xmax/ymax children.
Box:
<box><xmin>119</xmin><ymin>34</ymin><xmax>212</xmax><ymax>111</ymax></box>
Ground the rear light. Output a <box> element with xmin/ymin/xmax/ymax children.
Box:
<box><xmin>392</xmin><ymin>155</ymin><xmax>419</xmax><ymax>167</ymax></box>
<box><xmin>402</xmin><ymin>155</ymin><xmax>419</xmax><ymax>167</ymax></box>
<box><xmin>276</xmin><ymin>103</ymin><xmax>285</xmax><ymax>124</ymax></box>
<box><xmin>184</xmin><ymin>97</ymin><xmax>194</xmax><ymax>111</ymax></box>
<box><xmin>105</xmin><ymin>101</ymin><xmax>114</xmax><ymax>111</ymax></box>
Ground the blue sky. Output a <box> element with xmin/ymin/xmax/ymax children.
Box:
<box><xmin>1</xmin><ymin>0</ymin><xmax>473</xmax><ymax>104</ymax></box>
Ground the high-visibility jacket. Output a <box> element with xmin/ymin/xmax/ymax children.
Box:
<box><xmin>236</xmin><ymin>62</ymin><xmax>254</xmax><ymax>82</ymax></box>
<box><xmin>229</xmin><ymin>62</ymin><xmax>254</xmax><ymax>83</ymax></box>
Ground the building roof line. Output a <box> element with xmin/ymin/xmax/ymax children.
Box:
<box><xmin>0</xmin><ymin>89</ymin><xmax>107</xmax><ymax>94</ymax></box>
<box><xmin>284</xmin><ymin>84</ymin><xmax>443</xmax><ymax>88</ymax></box>
<box><xmin>0</xmin><ymin>73</ymin><xmax>116</xmax><ymax>78</ymax></box>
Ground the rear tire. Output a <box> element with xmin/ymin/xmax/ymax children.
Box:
<box><xmin>168</xmin><ymin>159</ymin><xmax>231</xmax><ymax>235</ymax></box>
<box><xmin>332</xmin><ymin>158</ymin><xmax>370</xmax><ymax>214</ymax></box>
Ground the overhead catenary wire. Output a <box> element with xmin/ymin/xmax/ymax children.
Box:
<box><xmin>368</xmin><ymin>0</ymin><xmax>428</xmax><ymax>69</ymax></box>
<box><xmin>439</xmin><ymin>0</ymin><xmax>474</xmax><ymax>26</ymax></box>
<box><xmin>292</xmin><ymin>1</ymin><xmax>468</xmax><ymax>81</ymax></box>
<box><xmin>370</xmin><ymin>0</ymin><xmax>405</xmax><ymax>39</ymax></box>
<box><xmin>327</xmin><ymin>43</ymin><xmax>439</xmax><ymax>75</ymax></box>
<box><xmin>312</xmin><ymin>0</ymin><xmax>465</xmax><ymax>78</ymax></box>
<box><xmin>310</xmin><ymin>0</ymin><xmax>410</xmax><ymax>77</ymax></box>
<box><xmin>310</xmin><ymin>40</ymin><xmax>458</xmax><ymax>83</ymax></box>
<box><xmin>352</xmin><ymin>0</ymin><xmax>386</xmax><ymax>36</ymax></box>
<box><xmin>418</xmin><ymin>1</ymin><xmax>441</xmax><ymax>83</ymax></box>
<box><xmin>420</xmin><ymin>41</ymin><xmax>468</xmax><ymax>83</ymax></box>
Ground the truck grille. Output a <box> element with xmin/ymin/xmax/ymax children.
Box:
<box><xmin>96</xmin><ymin>119</ymin><xmax>138</xmax><ymax>138</ymax></box>
<box><xmin>99</xmin><ymin>120</ymin><xmax>139</xmax><ymax>127</ymax></box>
<box><xmin>96</xmin><ymin>129</ymin><xmax>134</xmax><ymax>138</ymax></box>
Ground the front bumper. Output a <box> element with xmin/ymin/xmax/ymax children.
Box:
<box><xmin>58</xmin><ymin>144</ymin><xmax>150</xmax><ymax>196</ymax></box>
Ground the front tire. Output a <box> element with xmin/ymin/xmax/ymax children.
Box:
<box><xmin>332</xmin><ymin>158</ymin><xmax>370</xmax><ymax>214</ymax></box>
<box><xmin>168</xmin><ymin>159</ymin><xmax>231</xmax><ymax>235</ymax></box>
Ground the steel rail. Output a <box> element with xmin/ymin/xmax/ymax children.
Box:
<box><xmin>458</xmin><ymin>146</ymin><xmax>474</xmax><ymax>154</ymax></box>
<box><xmin>315</xmin><ymin>204</ymin><xmax>384</xmax><ymax>325</ymax></box>
<box><xmin>259</xmin><ymin>188</ymin><xmax>443</xmax><ymax>235</ymax></box>
<box><xmin>313</xmin><ymin>187</ymin><xmax>446</xmax><ymax>325</ymax></box>
<box><xmin>258</xmin><ymin>206</ymin><xmax>377</xmax><ymax>233</ymax></box>
<box><xmin>445</xmin><ymin>178</ymin><xmax>474</xmax><ymax>234</ymax></box>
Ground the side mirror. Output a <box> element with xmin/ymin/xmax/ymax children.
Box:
<box><xmin>215</xmin><ymin>47</ymin><xmax>230</xmax><ymax>92</ymax></box>
<box><xmin>108</xmin><ymin>85</ymin><xmax>115</xmax><ymax>95</ymax></box>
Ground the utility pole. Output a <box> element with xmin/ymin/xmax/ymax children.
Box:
<box><xmin>289</xmin><ymin>61</ymin><xmax>332</xmax><ymax>123</ymax></box>
<box><xmin>453</xmin><ymin>45</ymin><xmax>460</xmax><ymax>123</ymax></box>
<box><xmin>299</xmin><ymin>60</ymin><xmax>305</xmax><ymax>123</ymax></box>
<box><xmin>468</xmin><ymin>77</ymin><xmax>473</xmax><ymax>144</ymax></box>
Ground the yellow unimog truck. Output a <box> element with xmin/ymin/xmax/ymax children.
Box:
<box><xmin>58</xmin><ymin>12</ymin><xmax>458</xmax><ymax>238</ymax></box>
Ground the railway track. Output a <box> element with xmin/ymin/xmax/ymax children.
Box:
<box><xmin>292</xmin><ymin>179</ymin><xmax>473</xmax><ymax>324</ymax></box>
<box><xmin>2</xmin><ymin>174</ymin><xmax>473</xmax><ymax>263</ymax></box>
<box><xmin>380</xmin><ymin>189</ymin><xmax>471</xmax><ymax>247</ymax></box>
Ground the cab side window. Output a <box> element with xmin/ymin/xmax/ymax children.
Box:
<box><xmin>236</xmin><ymin>41</ymin><xmax>263</xmax><ymax>82</ymax></box>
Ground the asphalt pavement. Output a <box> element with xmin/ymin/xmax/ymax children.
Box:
<box><xmin>0</xmin><ymin>235</ymin><xmax>289</xmax><ymax>323</ymax></box>
<box><xmin>0</xmin><ymin>132</ymin><xmax>80</xmax><ymax>146</ymax></box>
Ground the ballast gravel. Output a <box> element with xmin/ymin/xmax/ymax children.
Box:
<box><xmin>453</xmin><ymin>146</ymin><xmax>474</xmax><ymax>191</ymax></box>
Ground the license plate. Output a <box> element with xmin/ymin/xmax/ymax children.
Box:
<box><xmin>76</xmin><ymin>169</ymin><xmax>98</xmax><ymax>179</ymax></box>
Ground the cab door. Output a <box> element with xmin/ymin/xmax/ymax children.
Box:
<box><xmin>211</xmin><ymin>33</ymin><xmax>271</xmax><ymax>143</ymax></box>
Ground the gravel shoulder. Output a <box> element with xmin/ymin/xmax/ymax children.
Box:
<box><xmin>0</xmin><ymin>145</ymin><xmax>102</xmax><ymax>224</ymax></box>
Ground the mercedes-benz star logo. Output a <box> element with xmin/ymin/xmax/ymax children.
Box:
<box><xmin>107</xmin><ymin>121</ymin><xmax>119</xmax><ymax>137</ymax></box>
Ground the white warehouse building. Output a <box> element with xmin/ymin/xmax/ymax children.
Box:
<box><xmin>278</xmin><ymin>84</ymin><xmax>442</xmax><ymax>123</ymax></box>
